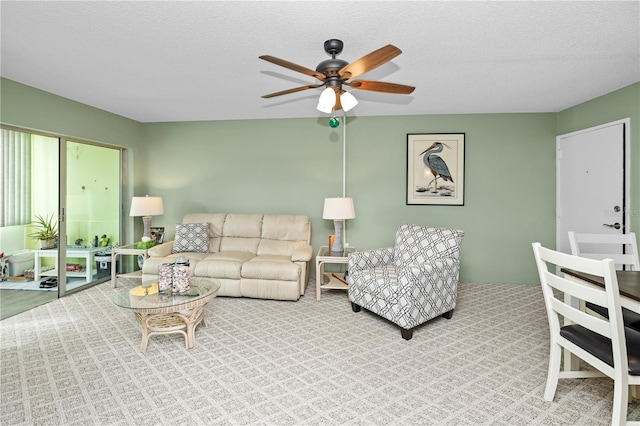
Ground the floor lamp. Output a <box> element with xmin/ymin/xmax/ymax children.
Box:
<box><xmin>321</xmin><ymin>105</ymin><xmax>356</xmax><ymax>251</ymax></box>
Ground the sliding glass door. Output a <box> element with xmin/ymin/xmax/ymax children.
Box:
<box><xmin>62</xmin><ymin>140</ymin><xmax>121</xmax><ymax>294</ymax></box>
<box><xmin>0</xmin><ymin>126</ymin><xmax>123</xmax><ymax>318</ymax></box>
<box><xmin>1</xmin><ymin>129</ymin><xmax>60</xmax><ymax>317</ymax></box>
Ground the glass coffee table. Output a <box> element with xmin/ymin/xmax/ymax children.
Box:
<box><xmin>113</xmin><ymin>277</ymin><xmax>220</xmax><ymax>353</ymax></box>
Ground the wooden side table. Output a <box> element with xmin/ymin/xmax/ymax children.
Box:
<box><xmin>315</xmin><ymin>246</ymin><xmax>355</xmax><ymax>301</ymax></box>
<box><xmin>111</xmin><ymin>244</ymin><xmax>149</xmax><ymax>287</ymax></box>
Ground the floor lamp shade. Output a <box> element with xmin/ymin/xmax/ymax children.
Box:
<box><xmin>322</xmin><ymin>197</ymin><xmax>356</xmax><ymax>253</ymax></box>
<box><xmin>129</xmin><ymin>196</ymin><xmax>164</xmax><ymax>241</ymax></box>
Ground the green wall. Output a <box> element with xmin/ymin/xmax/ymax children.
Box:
<box><xmin>142</xmin><ymin>113</ymin><xmax>557</xmax><ymax>284</ymax></box>
<box><xmin>0</xmin><ymin>79</ymin><xmax>142</xmax><ymax>148</ymax></box>
<box><xmin>2</xmin><ymin>77</ymin><xmax>638</xmax><ymax>285</ymax></box>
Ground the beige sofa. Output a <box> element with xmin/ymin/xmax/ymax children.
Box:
<box><xmin>142</xmin><ymin>213</ymin><xmax>312</xmax><ymax>301</ymax></box>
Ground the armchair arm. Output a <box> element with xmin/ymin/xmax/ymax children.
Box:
<box><xmin>147</xmin><ymin>241</ymin><xmax>174</xmax><ymax>257</ymax></box>
<box><xmin>292</xmin><ymin>244</ymin><xmax>313</xmax><ymax>262</ymax></box>
<box><xmin>348</xmin><ymin>247</ymin><xmax>394</xmax><ymax>273</ymax></box>
<box><xmin>401</xmin><ymin>258</ymin><xmax>461</xmax><ymax>293</ymax></box>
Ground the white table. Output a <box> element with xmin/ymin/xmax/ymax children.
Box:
<box><xmin>111</xmin><ymin>244</ymin><xmax>150</xmax><ymax>288</ymax></box>
<box><xmin>33</xmin><ymin>247</ymin><xmax>102</xmax><ymax>283</ymax></box>
<box><xmin>315</xmin><ymin>246</ymin><xmax>356</xmax><ymax>301</ymax></box>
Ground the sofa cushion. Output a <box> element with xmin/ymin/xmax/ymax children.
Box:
<box><xmin>193</xmin><ymin>251</ymin><xmax>255</xmax><ymax>279</ymax></box>
<box><xmin>242</xmin><ymin>255</ymin><xmax>301</xmax><ymax>281</ymax></box>
<box><xmin>193</xmin><ymin>261</ymin><xmax>241</xmax><ymax>279</ymax></box>
<box><xmin>223</xmin><ymin>214</ymin><xmax>263</xmax><ymax>238</ymax></box>
<box><xmin>257</xmin><ymin>239</ymin><xmax>306</xmax><ymax>257</ymax></box>
<box><xmin>220</xmin><ymin>237</ymin><xmax>261</xmax><ymax>253</ymax></box>
<box><xmin>261</xmin><ymin>215</ymin><xmax>309</xmax><ymax>241</ymax></box>
<box><xmin>142</xmin><ymin>253</ymin><xmax>207</xmax><ymax>275</ymax></box>
<box><xmin>172</xmin><ymin>222</ymin><xmax>210</xmax><ymax>253</ymax></box>
<box><xmin>204</xmin><ymin>251</ymin><xmax>255</xmax><ymax>263</ymax></box>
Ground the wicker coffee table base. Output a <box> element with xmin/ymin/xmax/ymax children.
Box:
<box><xmin>134</xmin><ymin>300</ymin><xmax>210</xmax><ymax>353</ymax></box>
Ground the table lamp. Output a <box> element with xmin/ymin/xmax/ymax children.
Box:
<box><xmin>323</xmin><ymin>197</ymin><xmax>356</xmax><ymax>254</ymax></box>
<box><xmin>129</xmin><ymin>196</ymin><xmax>164</xmax><ymax>241</ymax></box>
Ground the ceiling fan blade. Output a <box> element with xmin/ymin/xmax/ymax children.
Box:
<box><xmin>349</xmin><ymin>80</ymin><xmax>415</xmax><ymax>94</ymax></box>
<box><xmin>338</xmin><ymin>45</ymin><xmax>402</xmax><ymax>80</ymax></box>
<box><xmin>259</xmin><ymin>55</ymin><xmax>327</xmax><ymax>80</ymax></box>
<box><xmin>261</xmin><ymin>84</ymin><xmax>324</xmax><ymax>99</ymax></box>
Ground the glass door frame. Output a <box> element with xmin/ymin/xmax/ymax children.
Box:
<box><xmin>60</xmin><ymin>137</ymin><xmax>124</xmax><ymax>296</ymax></box>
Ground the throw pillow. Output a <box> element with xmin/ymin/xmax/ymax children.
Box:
<box><xmin>171</xmin><ymin>223</ymin><xmax>209</xmax><ymax>253</ymax></box>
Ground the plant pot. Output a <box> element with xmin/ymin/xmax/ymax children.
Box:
<box><xmin>40</xmin><ymin>238</ymin><xmax>56</xmax><ymax>250</ymax></box>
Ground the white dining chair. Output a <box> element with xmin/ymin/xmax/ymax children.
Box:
<box><xmin>568</xmin><ymin>231</ymin><xmax>640</xmax><ymax>271</ymax></box>
<box><xmin>532</xmin><ymin>242</ymin><xmax>640</xmax><ymax>425</ymax></box>
<box><xmin>568</xmin><ymin>231</ymin><xmax>640</xmax><ymax>331</ymax></box>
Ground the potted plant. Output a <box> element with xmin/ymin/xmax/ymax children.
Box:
<box><xmin>29</xmin><ymin>213</ymin><xmax>58</xmax><ymax>249</ymax></box>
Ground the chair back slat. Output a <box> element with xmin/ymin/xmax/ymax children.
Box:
<box><xmin>548</xmin><ymin>296</ymin><xmax>611</xmax><ymax>338</ymax></box>
<box><xmin>546</xmin><ymin>271</ymin><xmax>607</xmax><ymax>307</ymax></box>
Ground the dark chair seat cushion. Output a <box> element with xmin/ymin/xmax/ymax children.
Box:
<box><xmin>585</xmin><ymin>302</ymin><xmax>640</xmax><ymax>331</ymax></box>
<box><xmin>560</xmin><ymin>324</ymin><xmax>640</xmax><ymax>375</ymax></box>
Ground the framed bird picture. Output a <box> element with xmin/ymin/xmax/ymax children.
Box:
<box><xmin>406</xmin><ymin>133</ymin><xmax>465</xmax><ymax>205</ymax></box>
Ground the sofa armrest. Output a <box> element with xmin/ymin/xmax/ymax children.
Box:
<box><xmin>348</xmin><ymin>247</ymin><xmax>394</xmax><ymax>273</ymax></box>
<box><xmin>292</xmin><ymin>244</ymin><xmax>313</xmax><ymax>262</ymax></box>
<box><xmin>147</xmin><ymin>241</ymin><xmax>174</xmax><ymax>257</ymax></box>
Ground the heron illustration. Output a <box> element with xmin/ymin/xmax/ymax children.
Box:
<box><xmin>419</xmin><ymin>142</ymin><xmax>454</xmax><ymax>193</ymax></box>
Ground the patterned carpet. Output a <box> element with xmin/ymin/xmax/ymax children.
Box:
<box><xmin>1</xmin><ymin>279</ymin><xmax>639</xmax><ymax>425</ymax></box>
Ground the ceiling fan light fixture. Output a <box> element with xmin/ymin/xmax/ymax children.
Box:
<box><xmin>317</xmin><ymin>87</ymin><xmax>336</xmax><ymax>113</ymax></box>
<box><xmin>340</xmin><ymin>91</ymin><xmax>358</xmax><ymax>112</ymax></box>
<box><xmin>317</xmin><ymin>102</ymin><xmax>333</xmax><ymax>114</ymax></box>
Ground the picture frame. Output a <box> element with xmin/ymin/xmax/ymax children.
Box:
<box><xmin>406</xmin><ymin>133</ymin><xmax>465</xmax><ymax>205</ymax></box>
<box><xmin>150</xmin><ymin>227</ymin><xmax>165</xmax><ymax>244</ymax></box>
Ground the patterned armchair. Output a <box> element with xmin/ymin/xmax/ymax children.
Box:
<box><xmin>347</xmin><ymin>224</ymin><xmax>464</xmax><ymax>340</ymax></box>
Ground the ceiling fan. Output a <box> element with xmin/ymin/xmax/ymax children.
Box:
<box><xmin>259</xmin><ymin>39</ymin><xmax>415</xmax><ymax>112</ymax></box>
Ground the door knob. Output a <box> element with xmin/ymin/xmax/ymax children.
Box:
<box><xmin>603</xmin><ymin>222</ymin><xmax>621</xmax><ymax>230</ymax></box>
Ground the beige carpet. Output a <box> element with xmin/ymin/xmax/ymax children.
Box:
<box><xmin>1</xmin><ymin>279</ymin><xmax>638</xmax><ymax>425</ymax></box>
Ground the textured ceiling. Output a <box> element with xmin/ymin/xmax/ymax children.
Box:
<box><xmin>1</xmin><ymin>1</ymin><xmax>639</xmax><ymax>123</ymax></box>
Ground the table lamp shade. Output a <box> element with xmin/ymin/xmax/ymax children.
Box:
<box><xmin>130</xmin><ymin>196</ymin><xmax>164</xmax><ymax>241</ymax></box>
<box><xmin>323</xmin><ymin>197</ymin><xmax>355</xmax><ymax>253</ymax></box>
<box><xmin>129</xmin><ymin>196</ymin><xmax>164</xmax><ymax>217</ymax></box>
<box><xmin>322</xmin><ymin>197</ymin><xmax>356</xmax><ymax>220</ymax></box>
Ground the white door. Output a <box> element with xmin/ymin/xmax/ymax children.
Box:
<box><xmin>556</xmin><ymin>119</ymin><xmax>630</xmax><ymax>254</ymax></box>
